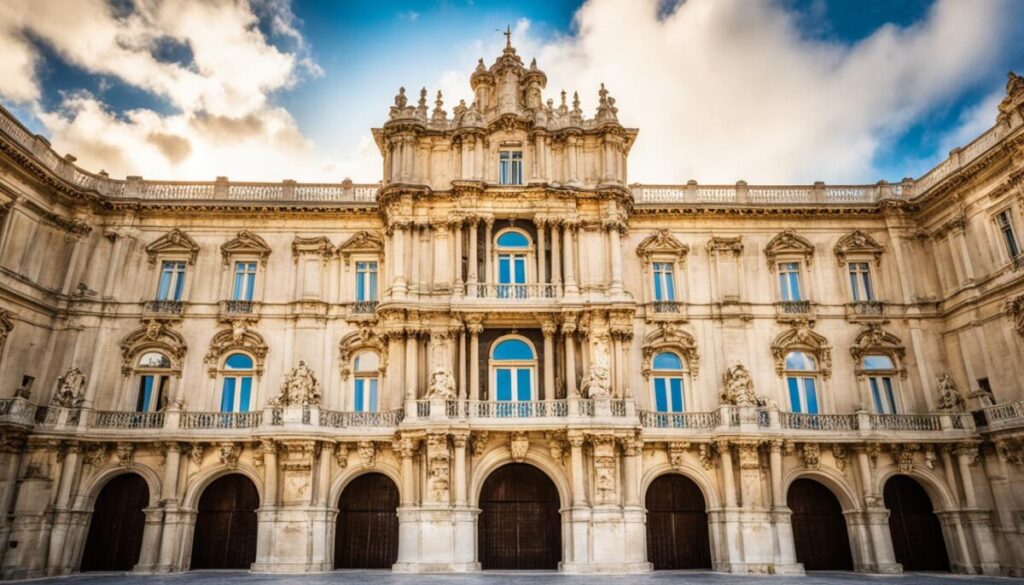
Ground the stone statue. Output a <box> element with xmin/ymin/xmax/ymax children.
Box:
<box><xmin>51</xmin><ymin>367</ymin><xmax>86</xmax><ymax>408</ymax></box>
<box><xmin>272</xmin><ymin>361</ymin><xmax>321</xmax><ymax>407</ymax></box>
<box><xmin>721</xmin><ymin>363</ymin><xmax>763</xmax><ymax>406</ymax></box>
<box><xmin>936</xmin><ymin>373</ymin><xmax>965</xmax><ymax>412</ymax></box>
<box><xmin>425</xmin><ymin>367</ymin><xmax>456</xmax><ymax>400</ymax></box>
<box><xmin>581</xmin><ymin>364</ymin><xmax>611</xmax><ymax>398</ymax></box>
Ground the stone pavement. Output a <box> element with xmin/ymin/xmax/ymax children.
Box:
<box><xmin>21</xmin><ymin>572</ymin><xmax>1022</xmax><ymax>585</ymax></box>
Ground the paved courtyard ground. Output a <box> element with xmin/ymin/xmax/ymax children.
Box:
<box><xmin>21</xmin><ymin>572</ymin><xmax>1022</xmax><ymax>585</ymax></box>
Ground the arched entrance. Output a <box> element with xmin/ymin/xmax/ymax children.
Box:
<box><xmin>787</xmin><ymin>479</ymin><xmax>853</xmax><ymax>570</ymax></box>
<box><xmin>334</xmin><ymin>473</ymin><xmax>399</xmax><ymax>569</ymax></box>
<box><xmin>645</xmin><ymin>474</ymin><xmax>711</xmax><ymax>570</ymax></box>
<box><xmin>884</xmin><ymin>475</ymin><xmax>949</xmax><ymax>571</ymax></box>
<box><xmin>478</xmin><ymin>463</ymin><xmax>561</xmax><ymax>570</ymax></box>
<box><xmin>190</xmin><ymin>474</ymin><xmax>259</xmax><ymax>570</ymax></box>
<box><xmin>80</xmin><ymin>474</ymin><xmax>149</xmax><ymax>571</ymax></box>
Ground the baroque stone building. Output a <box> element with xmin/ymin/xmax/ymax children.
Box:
<box><xmin>1</xmin><ymin>42</ymin><xmax>1024</xmax><ymax>578</ymax></box>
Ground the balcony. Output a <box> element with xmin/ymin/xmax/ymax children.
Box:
<box><xmin>646</xmin><ymin>301</ymin><xmax>688</xmax><ymax>321</ymax></box>
<box><xmin>145</xmin><ymin>300</ymin><xmax>183</xmax><ymax>315</ymax></box>
<box><xmin>0</xmin><ymin>398</ymin><xmax>37</xmax><ymax>428</ymax></box>
<box><xmin>469</xmin><ymin>283</ymin><xmax>561</xmax><ymax>300</ymax></box>
<box><xmin>351</xmin><ymin>300</ymin><xmax>379</xmax><ymax>314</ymax></box>
<box><xmin>775</xmin><ymin>300</ymin><xmax>814</xmax><ymax>321</ymax></box>
<box><xmin>979</xmin><ymin>398</ymin><xmax>1024</xmax><ymax>431</ymax></box>
<box><xmin>180</xmin><ymin>410</ymin><xmax>262</xmax><ymax>429</ymax></box>
<box><xmin>846</xmin><ymin>300</ymin><xmax>886</xmax><ymax>322</ymax></box>
<box><xmin>319</xmin><ymin>408</ymin><xmax>403</xmax><ymax>428</ymax></box>
<box><xmin>92</xmin><ymin>410</ymin><xmax>164</xmax><ymax>429</ymax></box>
<box><xmin>222</xmin><ymin>300</ymin><xmax>254</xmax><ymax>314</ymax></box>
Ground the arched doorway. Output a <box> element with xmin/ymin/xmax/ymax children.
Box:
<box><xmin>645</xmin><ymin>474</ymin><xmax>711</xmax><ymax>570</ymax></box>
<box><xmin>884</xmin><ymin>475</ymin><xmax>949</xmax><ymax>571</ymax></box>
<box><xmin>478</xmin><ymin>463</ymin><xmax>561</xmax><ymax>570</ymax></box>
<box><xmin>80</xmin><ymin>474</ymin><xmax>149</xmax><ymax>571</ymax></box>
<box><xmin>334</xmin><ymin>473</ymin><xmax>399</xmax><ymax>569</ymax></box>
<box><xmin>787</xmin><ymin>479</ymin><xmax>853</xmax><ymax>571</ymax></box>
<box><xmin>191</xmin><ymin>474</ymin><xmax>259</xmax><ymax>570</ymax></box>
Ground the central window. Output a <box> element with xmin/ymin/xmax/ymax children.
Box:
<box><xmin>778</xmin><ymin>262</ymin><xmax>803</xmax><ymax>301</ymax></box>
<box><xmin>232</xmin><ymin>261</ymin><xmax>257</xmax><ymax>301</ymax></box>
<box><xmin>352</xmin><ymin>352</ymin><xmax>380</xmax><ymax>412</ymax></box>
<box><xmin>848</xmin><ymin>262</ymin><xmax>874</xmax><ymax>301</ymax></box>
<box><xmin>864</xmin><ymin>355</ymin><xmax>898</xmax><ymax>414</ymax></box>
<box><xmin>785</xmin><ymin>351</ymin><xmax>819</xmax><ymax>414</ymax></box>
<box><xmin>355</xmin><ymin>260</ymin><xmax>379</xmax><ymax>301</ymax></box>
<box><xmin>651</xmin><ymin>352</ymin><xmax>686</xmax><ymax>413</ymax></box>
<box><xmin>220</xmin><ymin>353</ymin><xmax>254</xmax><ymax>412</ymax></box>
<box><xmin>135</xmin><ymin>352</ymin><xmax>171</xmax><ymax>412</ymax></box>
<box><xmin>495</xmin><ymin>230</ymin><xmax>530</xmax><ymax>298</ymax></box>
<box><xmin>498</xmin><ymin>151</ymin><xmax>523</xmax><ymax>185</ymax></box>
<box><xmin>157</xmin><ymin>261</ymin><xmax>186</xmax><ymax>301</ymax></box>
<box><xmin>652</xmin><ymin>262</ymin><xmax>676</xmax><ymax>301</ymax></box>
<box><xmin>490</xmin><ymin>337</ymin><xmax>536</xmax><ymax>409</ymax></box>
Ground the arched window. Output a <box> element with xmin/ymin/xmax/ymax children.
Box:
<box><xmin>494</xmin><ymin>229</ymin><xmax>531</xmax><ymax>298</ymax></box>
<box><xmin>220</xmin><ymin>353</ymin><xmax>254</xmax><ymax>412</ymax></box>
<box><xmin>490</xmin><ymin>337</ymin><xmax>536</xmax><ymax>404</ymax></box>
<box><xmin>352</xmin><ymin>351</ymin><xmax>380</xmax><ymax>412</ymax></box>
<box><xmin>651</xmin><ymin>352</ymin><xmax>686</xmax><ymax>413</ymax></box>
<box><xmin>785</xmin><ymin>351</ymin><xmax>819</xmax><ymax>414</ymax></box>
<box><xmin>135</xmin><ymin>351</ymin><xmax>171</xmax><ymax>412</ymax></box>
<box><xmin>864</xmin><ymin>354</ymin><xmax>898</xmax><ymax>414</ymax></box>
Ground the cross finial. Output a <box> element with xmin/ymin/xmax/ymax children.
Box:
<box><xmin>504</xmin><ymin>25</ymin><xmax>511</xmax><ymax>49</ymax></box>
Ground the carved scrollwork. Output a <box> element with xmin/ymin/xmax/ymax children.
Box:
<box><xmin>850</xmin><ymin>324</ymin><xmax>907</xmax><ymax>378</ymax></box>
<box><xmin>204</xmin><ymin>324</ymin><xmax>268</xmax><ymax>377</ymax></box>
<box><xmin>765</xmin><ymin>229</ymin><xmax>814</xmax><ymax>270</ymax></box>
<box><xmin>145</xmin><ymin>228</ymin><xmax>200</xmax><ymax>266</ymax></box>
<box><xmin>641</xmin><ymin>324</ymin><xmax>699</xmax><ymax>378</ymax></box>
<box><xmin>220</xmin><ymin>230</ymin><xmax>271</xmax><ymax>266</ymax></box>
<box><xmin>771</xmin><ymin>321</ymin><xmax>832</xmax><ymax>379</ymax></box>
<box><xmin>120</xmin><ymin>320</ymin><xmax>187</xmax><ymax>376</ymax></box>
<box><xmin>834</xmin><ymin>230</ymin><xmax>885</xmax><ymax>266</ymax></box>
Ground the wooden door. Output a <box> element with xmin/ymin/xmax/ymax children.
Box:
<box><xmin>81</xmin><ymin>474</ymin><xmax>149</xmax><ymax>571</ymax></box>
<box><xmin>191</xmin><ymin>474</ymin><xmax>259</xmax><ymax>570</ymax></box>
<box><xmin>478</xmin><ymin>463</ymin><xmax>561</xmax><ymax>570</ymax></box>
<box><xmin>788</xmin><ymin>479</ymin><xmax>853</xmax><ymax>570</ymax></box>
<box><xmin>645</xmin><ymin>474</ymin><xmax>711</xmax><ymax>570</ymax></box>
<box><xmin>334</xmin><ymin>473</ymin><xmax>399</xmax><ymax>568</ymax></box>
<box><xmin>884</xmin><ymin>475</ymin><xmax>949</xmax><ymax>571</ymax></box>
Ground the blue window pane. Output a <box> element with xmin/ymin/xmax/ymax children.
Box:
<box><xmin>356</xmin><ymin>271</ymin><xmax>366</xmax><ymax>301</ymax></box>
<box><xmin>805</xmin><ymin>379</ymin><xmax>818</xmax><ymax>414</ymax></box>
<box><xmin>513</xmin><ymin>256</ymin><xmax>526</xmax><ymax>284</ymax></box>
<box><xmin>778</xmin><ymin>272</ymin><xmax>788</xmax><ymax>300</ymax></box>
<box><xmin>369</xmin><ymin>379</ymin><xmax>378</xmax><ymax>411</ymax></box>
<box><xmin>245</xmin><ymin>272</ymin><xmax>255</xmax><ymax>301</ymax></box>
<box><xmin>869</xmin><ymin>378</ymin><xmax>882</xmax><ymax>413</ymax></box>
<box><xmin>864</xmin><ymin>355</ymin><xmax>894</xmax><ymax>370</ymax></box>
<box><xmin>670</xmin><ymin>378</ymin><xmax>684</xmax><ymax>413</ymax></box>
<box><xmin>849</xmin><ymin>270</ymin><xmax>859</xmax><ymax>301</ymax></box>
<box><xmin>788</xmin><ymin>377</ymin><xmax>802</xmax><ymax>413</ymax></box>
<box><xmin>862</xmin><ymin>272</ymin><xmax>873</xmax><ymax>300</ymax></box>
<box><xmin>221</xmin><ymin>377</ymin><xmax>236</xmax><ymax>412</ymax></box>
<box><xmin>665</xmin><ymin>272</ymin><xmax>676</xmax><ymax>300</ymax></box>
<box><xmin>138</xmin><ymin>375</ymin><xmax>154</xmax><ymax>412</ymax></box>
<box><xmin>497</xmin><ymin>232</ymin><xmax>529</xmax><ymax>248</ymax></box>
<box><xmin>354</xmin><ymin>379</ymin><xmax>365</xmax><ymax>412</ymax></box>
<box><xmin>788</xmin><ymin>272</ymin><xmax>801</xmax><ymax>300</ymax></box>
<box><xmin>239</xmin><ymin>377</ymin><xmax>252</xmax><ymax>412</ymax></box>
<box><xmin>516</xmin><ymin>368</ymin><xmax>531</xmax><ymax>401</ymax></box>
<box><xmin>158</xmin><ymin>269</ymin><xmax>172</xmax><ymax>300</ymax></box>
<box><xmin>653</xmin><ymin>352</ymin><xmax>683</xmax><ymax>370</ymax></box>
<box><xmin>493</xmin><ymin>339</ymin><xmax>534</xmax><ymax>360</ymax></box>
<box><xmin>496</xmin><ymin>369</ymin><xmax>512</xmax><ymax>401</ymax></box>
<box><xmin>499</xmin><ymin>256</ymin><xmax>511</xmax><ymax>284</ymax></box>
<box><xmin>653</xmin><ymin>272</ymin><xmax>663</xmax><ymax>300</ymax></box>
<box><xmin>785</xmin><ymin>352</ymin><xmax>814</xmax><ymax>371</ymax></box>
<box><xmin>225</xmin><ymin>353</ymin><xmax>253</xmax><ymax>369</ymax></box>
<box><xmin>173</xmin><ymin>267</ymin><xmax>185</xmax><ymax>301</ymax></box>
<box><xmin>882</xmin><ymin>378</ymin><xmax>896</xmax><ymax>414</ymax></box>
<box><xmin>654</xmin><ymin>378</ymin><xmax>667</xmax><ymax>412</ymax></box>
<box><xmin>369</xmin><ymin>271</ymin><xmax>378</xmax><ymax>299</ymax></box>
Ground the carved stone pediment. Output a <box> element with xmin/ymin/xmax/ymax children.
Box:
<box><xmin>220</xmin><ymin>230</ymin><xmax>271</xmax><ymax>266</ymax></box>
<box><xmin>706</xmin><ymin>236</ymin><xmax>743</xmax><ymax>256</ymax></box>
<box><xmin>641</xmin><ymin>324</ymin><xmax>699</xmax><ymax>378</ymax></box>
<box><xmin>636</xmin><ymin>229</ymin><xmax>688</xmax><ymax>262</ymax></box>
<box><xmin>291</xmin><ymin>236</ymin><xmax>336</xmax><ymax>262</ymax></box>
<box><xmin>145</xmin><ymin>229</ymin><xmax>200</xmax><ymax>265</ymax></box>
<box><xmin>270</xmin><ymin>361</ymin><xmax>321</xmax><ymax>407</ymax></box>
<box><xmin>765</xmin><ymin>229</ymin><xmax>814</xmax><ymax>270</ymax></box>
<box><xmin>120</xmin><ymin>320</ymin><xmax>187</xmax><ymax>376</ymax></box>
<box><xmin>771</xmin><ymin>322</ymin><xmax>832</xmax><ymax>378</ymax></box>
<box><xmin>850</xmin><ymin>324</ymin><xmax>907</xmax><ymax>378</ymax></box>
<box><xmin>339</xmin><ymin>325</ymin><xmax>386</xmax><ymax>380</ymax></box>
<box><xmin>338</xmin><ymin>230</ymin><xmax>384</xmax><ymax>264</ymax></box>
<box><xmin>835</xmin><ymin>230</ymin><xmax>885</xmax><ymax>265</ymax></box>
<box><xmin>205</xmin><ymin>326</ymin><xmax>268</xmax><ymax>377</ymax></box>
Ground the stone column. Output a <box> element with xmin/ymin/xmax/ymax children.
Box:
<box><xmin>769</xmin><ymin>440</ymin><xmax>798</xmax><ymax>568</ymax></box>
<box><xmin>458</xmin><ymin>328</ymin><xmax>467</xmax><ymax>400</ymax></box>
<box><xmin>563</xmin><ymin>222</ymin><xmax>579</xmax><ymax>296</ymax></box>
<box><xmin>569</xmin><ymin>432</ymin><xmax>586</xmax><ymax>506</ymax></box>
<box><xmin>719</xmin><ymin>441</ymin><xmax>737</xmax><ymax>507</ymax></box>
<box><xmin>536</xmin><ymin>218</ymin><xmax>547</xmax><ymax>286</ymax></box>
<box><xmin>453</xmin><ymin>219</ymin><xmax>464</xmax><ymax>297</ymax></box>
<box><xmin>769</xmin><ymin>440</ymin><xmax>785</xmax><ymax>508</ymax></box>
<box><xmin>468</xmin><ymin>320</ymin><xmax>482</xmax><ymax>401</ymax></box>
<box><xmin>410</xmin><ymin>223</ymin><xmax>420</xmax><ymax>294</ymax></box>
<box><xmin>453</xmin><ymin>433</ymin><xmax>468</xmax><ymax>507</ymax></box>
<box><xmin>101</xmin><ymin>232</ymin><xmax>126</xmax><ymax>298</ymax></box>
<box><xmin>263</xmin><ymin>440</ymin><xmax>278</xmax><ymax>506</ymax></box>
<box><xmin>567</xmin><ymin>136</ymin><xmax>579</xmax><ymax>184</ymax></box>
<box><xmin>391</xmin><ymin>224</ymin><xmax>407</xmax><ymax>298</ymax></box>
<box><xmin>607</xmin><ymin>222</ymin><xmax>624</xmax><ymax>296</ymax></box>
<box><xmin>467</xmin><ymin>218</ymin><xmax>479</xmax><ymax>296</ymax></box>
<box><xmin>405</xmin><ymin>330</ymin><xmax>418</xmax><ymax>402</ymax></box>
<box><xmin>399</xmin><ymin>437</ymin><xmax>416</xmax><ymax>506</ymax></box>
<box><xmin>857</xmin><ymin>446</ymin><xmax>900</xmax><ymax>573</ymax></box>
<box><xmin>564</xmin><ymin>321</ymin><xmax>578</xmax><ymax>397</ymax></box>
<box><xmin>551</xmin><ymin>222</ymin><xmax>562</xmax><ymax>291</ymax></box>
<box><xmin>622</xmin><ymin>435</ymin><xmax>640</xmax><ymax>507</ymax></box>
<box><xmin>156</xmin><ymin>442</ymin><xmax>183</xmax><ymax>571</ymax></box>
<box><xmin>161</xmin><ymin>442</ymin><xmax>182</xmax><ymax>501</ymax></box>
<box><xmin>388</xmin><ymin>333</ymin><xmax>405</xmax><ymax>408</ymax></box>
<box><xmin>542</xmin><ymin>321</ymin><xmax>556</xmax><ymax>402</ymax></box>
<box><xmin>474</xmin><ymin>134</ymin><xmax>484</xmax><ymax>181</ymax></box>
<box><xmin>317</xmin><ymin>443</ymin><xmax>332</xmax><ymax>507</ymax></box>
<box><xmin>957</xmin><ymin>444</ymin><xmax>999</xmax><ymax>574</ymax></box>
<box><xmin>433</xmin><ymin>221</ymin><xmax>450</xmax><ymax>290</ymax></box>
<box><xmin>46</xmin><ymin>442</ymin><xmax>80</xmax><ymax>572</ymax></box>
<box><xmin>484</xmin><ymin>218</ymin><xmax>494</xmax><ymax>286</ymax></box>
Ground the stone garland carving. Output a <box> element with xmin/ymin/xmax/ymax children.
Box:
<box><xmin>865</xmin><ymin>443</ymin><xmax>881</xmax><ymax>468</ymax></box>
<box><xmin>1007</xmin><ymin>295</ymin><xmax>1024</xmax><ymax>337</ymax></box>
<box><xmin>923</xmin><ymin>447</ymin><xmax>937</xmax><ymax>470</ymax></box>
<box><xmin>291</xmin><ymin>236</ymin><xmax>336</xmax><ymax>263</ymax></box>
<box><xmin>219</xmin><ymin>442</ymin><xmax>242</xmax><ymax>468</ymax></box>
<box><xmin>890</xmin><ymin>443</ymin><xmax>919</xmax><ymax>474</ymax></box>
<box><xmin>720</xmin><ymin>363</ymin><xmax>765</xmax><ymax>406</ymax></box>
<box><xmin>996</xmin><ymin>438</ymin><xmax>1024</xmax><ymax>466</ymax></box>
<box><xmin>51</xmin><ymin>367</ymin><xmax>86</xmax><ymax>408</ymax></box>
<box><xmin>698</xmin><ymin>443</ymin><xmax>717</xmax><ymax>470</ymax></box>
<box><xmin>145</xmin><ymin>228</ymin><xmax>200</xmax><ymax>266</ymax></box>
<box><xmin>834</xmin><ymin>230</ymin><xmax>885</xmax><ymax>266</ymax></box>
<box><xmin>764</xmin><ymin>229</ymin><xmax>815</xmax><ymax>270</ymax></box>
<box><xmin>280</xmin><ymin>441</ymin><xmax>316</xmax><ymax>471</ymax></box>
<box><xmin>426</xmin><ymin>433</ymin><xmax>451</xmax><ymax>501</ymax></box>
<box><xmin>220</xmin><ymin>230</ymin><xmax>271</xmax><ymax>266</ymax></box>
<box><xmin>120</xmin><ymin>320</ymin><xmax>187</xmax><ymax>376</ymax></box>
<box><xmin>116</xmin><ymin>442</ymin><xmax>135</xmax><ymax>468</ymax></box>
<box><xmin>706</xmin><ymin>236</ymin><xmax>743</xmax><ymax>256</ymax></box>
<box><xmin>771</xmin><ymin>322</ymin><xmax>832</xmax><ymax>379</ymax></box>
<box><xmin>190</xmin><ymin>443</ymin><xmax>206</xmax><ymax>463</ymax></box>
<box><xmin>735</xmin><ymin>441</ymin><xmax>761</xmax><ymax>469</ymax></box>
<box><xmin>590</xmin><ymin>434</ymin><xmax>618</xmax><ymax>505</ymax></box>
<box><xmin>331</xmin><ymin>443</ymin><xmax>348</xmax><ymax>468</ymax></box>
<box><xmin>545</xmin><ymin>431</ymin><xmax>567</xmax><ymax>464</ymax></box>
<box><xmin>935</xmin><ymin>373</ymin><xmax>966</xmax><ymax>412</ymax></box>
<box><xmin>426</xmin><ymin>367</ymin><xmax>456</xmax><ymax>400</ymax></box>
<box><xmin>581</xmin><ymin>332</ymin><xmax>612</xmax><ymax>398</ymax></box>
<box><xmin>270</xmin><ymin>361</ymin><xmax>322</xmax><ymax>407</ymax></box>
<box><xmin>850</xmin><ymin>324</ymin><xmax>907</xmax><ymax>378</ymax></box>
<box><xmin>509</xmin><ymin>431</ymin><xmax>529</xmax><ymax>463</ymax></box>
<box><xmin>204</xmin><ymin>324</ymin><xmax>268</xmax><ymax>377</ymax></box>
<box><xmin>641</xmin><ymin>324</ymin><xmax>700</xmax><ymax>378</ymax></box>
<box><xmin>357</xmin><ymin>441</ymin><xmax>377</xmax><ymax>469</ymax></box>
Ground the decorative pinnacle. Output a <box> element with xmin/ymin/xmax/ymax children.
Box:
<box><xmin>503</xmin><ymin>25</ymin><xmax>512</xmax><ymax>49</ymax></box>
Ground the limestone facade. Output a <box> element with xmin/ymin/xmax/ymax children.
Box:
<box><xmin>1</xmin><ymin>43</ymin><xmax>1024</xmax><ymax>577</ymax></box>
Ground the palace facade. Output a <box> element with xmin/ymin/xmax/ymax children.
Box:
<box><xmin>1</xmin><ymin>42</ymin><xmax>1024</xmax><ymax>578</ymax></box>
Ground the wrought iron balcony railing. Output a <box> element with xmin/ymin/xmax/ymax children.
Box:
<box><xmin>145</xmin><ymin>300</ymin><xmax>183</xmax><ymax>314</ymax></box>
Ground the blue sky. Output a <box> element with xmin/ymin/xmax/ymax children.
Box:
<box><xmin>0</xmin><ymin>0</ymin><xmax>1021</xmax><ymax>184</ymax></box>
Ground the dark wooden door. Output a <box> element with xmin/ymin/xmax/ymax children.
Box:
<box><xmin>81</xmin><ymin>473</ymin><xmax>149</xmax><ymax>571</ymax></box>
<box><xmin>334</xmin><ymin>473</ymin><xmax>399</xmax><ymax>568</ymax></box>
<box><xmin>191</xmin><ymin>474</ymin><xmax>259</xmax><ymax>570</ymax></box>
<box><xmin>788</xmin><ymin>479</ymin><xmax>853</xmax><ymax>570</ymax></box>
<box><xmin>884</xmin><ymin>475</ymin><xmax>949</xmax><ymax>571</ymax></box>
<box><xmin>479</xmin><ymin>463</ymin><xmax>561</xmax><ymax>570</ymax></box>
<box><xmin>645</xmin><ymin>474</ymin><xmax>711</xmax><ymax>570</ymax></box>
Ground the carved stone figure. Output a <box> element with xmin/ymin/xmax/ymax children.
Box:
<box><xmin>935</xmin><ymin>373</ymin><xmax>966</xmax><ymax>412</ymax></box>
<box><xmin>425</xmin><ymin>367</ymin><xmax>456</xmax><ymax>400</ymax></box>
<box><xmin>721</xmin><ymin>363</ymin><xmax>763</xmax><ymax>406</ymax></box>
<box><xmin>51</xmin><ymin>368</ymin><xmax>86</xmax><ymax>408</ymax></box>
<box><xmin>581</xmin><ymin>364</ymin><xmax>611</xmax><ymax>399</ymax></box>
<box><xmin>272</xmin><ymin>361</ymin><xmax>321</xmax><ymax>407</ymax></box>
<box><xmin>510</xmin><ymin>431</ymin><xmax>529</xmax><ymax>462</ymax></box>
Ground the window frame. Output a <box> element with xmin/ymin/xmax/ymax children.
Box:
<box><xmin>352</xmin><ymin>351</ymin><xmax>381</xmax><ymax>412</ymax></box>
<box><xmin>650</xmin><ymin>351</ymin><xmax>689</xmax><ymax>413</ymax></box>
<box><xmin>354</xmin><ymin>258</ymin><xmax>380</xmax><ymax>302</ymax></box>
<box><xmin>156</xmin><ymin>260</ymin><xmax>187</xmax><ymax>302</ymax></box>
<box><xmin>498</xmin><ymin>150</ymin><xmax>524</xmax><ymax>186</ymax></box>
<box><xmin>847</xmin><ymin>261</ymin><xmax>875</xmax><ymax>302</ymax></box>
<box><xmin>777</xmin><ymin>261</ymin><xmax>804</xmax><ymax>302</ymax></box>
<box><xmin>133</xmin><ymin>351</ymin><xmax>172</xmax><ymax>412</ymax></box>
<box><xmin>994</xmin><ymin>207</ymin><xmax>1022</xmax><ymax>263</ymax></box>
<box><xmin>784</xmin><ymin>351</ymin><xmax>821</xmax><ymax>414</ymax></box>
<box><xmin>492</xmin><ymin>228</ymin><xmax>535</xmax><ymax>293</ymax></box>
<box><xmin>231</xmin><ymin>260</ymin><xmax>258</xmax><ymax>302</ymax></box>
<box><xmin>218</xmin><ymin>352</ymin><xmax>255</xmax><ymax>413</ymax></box>
<box><xmin>489</xmin><ymin>335</ymin><xmax>537</xmax><ymax>402</ymax></box>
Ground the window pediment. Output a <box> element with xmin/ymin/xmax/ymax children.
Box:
<box><xmin>120</xmin><ymin>319</ymin><xmax>187</xmax><ymax>376</ymax></box>
<box><xmin>636</xmin><ymin>229</ymin><xmax>689</xmax><ymax>262</ymax></box>
<box><xmin>850</xmin><ymin>324</ymin><xmax>906</xmax><ymax>377</ymax></box>
<box><xmin>338</xmin><ymin>230</ymin><xmax>384</xmax><ymax>264</ymax></box>
<box><xmin>835</xmin><ymin>230</ymin><xmax>884</xmax><ymax>265</ymax></box>
<box><xmin>292</xmin><ymin>236</ymin><xmax>337</xmax><ymax>262</ymax></box>
<box><xmin>339</xmin><ymin>325</ymin><xmax>387</xmax><ymax>380</ymax></box>
<box><xmin>205</xmin><ymin>323</ymin><xmax>268</xmax><ymax>377</ymax></box>
<box><xmin>765</xmin><ymin>229</ymin><xmax>814</xmax><ymax>269</ymax></box>
<box><xmin>221</xmin><ymin>230</ymin><xmax>271</xmax><ymax>266</ymax></box>
<box><xmin>771</xmin><ymin>322</ymin><xmax>831</xmax><ymax>378</ymax></box>
<box><xmin>641</xmin><ymin>324</ymin><xmax>699</xmax><ymax>377</ymax></box>
<box><xmin>145</xmin><ymin>229</ymin><xmax>200</xmax><ymax>265</ymax></box>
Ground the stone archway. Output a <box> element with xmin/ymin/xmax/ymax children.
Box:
<box><xmin>478</xmin><ymin>463</ymin><xmax>561</xmax><ymax>570</ymax></box>
<box><xmin>645</xmin><ymin>473</ymin><xmax>711</xmax><ymax>570</ymax></box>
<box><xmin>80</xmin><ymin>473</ymin><xmax>149</xmax><ymax>571</ymax></box>
<box><xmin>884</xmin><ymin>475</ymin><xmax>950</xmax><ymax>571</ymax></box>
<box><xmin>787</xmin><ymin>478</ymin><xmax>853</xmax><ymax>571</ymax></box>
<box><xmin>334</xmin><ymin>472</ymin><xmax>399</xmax><ymax>569</ymax></box>
<box><xmin>190</xmin><ymin>474</ymin><xmax>259</xmax><ymax>570</ymax></box>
